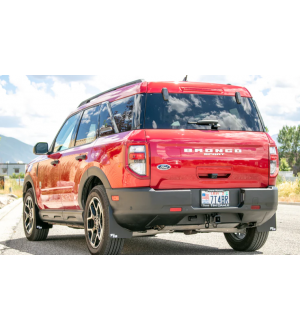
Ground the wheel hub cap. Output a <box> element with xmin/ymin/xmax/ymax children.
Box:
<box><xmin>87</xmin><ymin>197</ymin><xmax>103</xmax><ymax>249</ymax></box>
<box><xmin>24</xmin><ymin>196</ymin><xmax>34</xmax><ymax>234</ymax></box>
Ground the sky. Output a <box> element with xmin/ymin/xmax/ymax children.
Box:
<box><xmin>0</xmin><ymin>75</ymin><xmax>299</xmax><ymax>146</ymax></box>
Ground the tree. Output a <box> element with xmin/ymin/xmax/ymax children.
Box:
<box><xmin>279</xmin><ymin>158</ymin><xmax>291</xmax><ymax>171</ymax></box>
<box><xmin>10</xmin><ymin>173</ymin><xmax>25</xmax><ymax>179</ymax></box>
<box><xmin>278</xmin><ymin>125</ymin><xmax>300</xmax><ymax>167</ymax></box>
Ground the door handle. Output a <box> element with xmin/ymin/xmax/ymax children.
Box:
<box><xmin>75</xmin><ymin>155</ymin><xmax>87</xmax><ymax>161</ymax></box>
<box><xmin>51</xmin><ymin>160</ymin><xmax>60</xmax><ymax>166</ymax></box>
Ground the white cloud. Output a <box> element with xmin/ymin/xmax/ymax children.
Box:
<box><xmin>0</xmin><ymin>75</ymin><xmax>299</xmax><ymax>146</ymax></box>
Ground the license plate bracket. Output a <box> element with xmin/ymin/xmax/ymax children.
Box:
<box><xmin>201</xmin><ymin>190</ymin><xmax>230</xmax><ymax>208</ymax></box>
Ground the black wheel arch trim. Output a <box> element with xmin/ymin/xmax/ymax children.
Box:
<box><xmin>23</xmin><ymin>175</ymin><xmax>37</xmax><ymax>205</ymax></box>
<box><xmin>78</xmin><ymin>166</ymin><xmax>112</xmax><ymax>210</ymax></box>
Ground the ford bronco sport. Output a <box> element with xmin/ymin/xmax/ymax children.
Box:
<box><xmin>23</xmin><ymin>79</ymin><xmax>278</xmax><ymax>255</ymax></box>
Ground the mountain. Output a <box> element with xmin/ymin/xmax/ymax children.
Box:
<box><xmin>0</xmin><ymin>134</ymin><xmax>35</xmax><ymax>163</ymax></box>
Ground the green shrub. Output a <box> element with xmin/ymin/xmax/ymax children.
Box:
<box><xmin>9</xmin><ymin>172</ymin><xmax>25</xmax><ymax>179</ymax></box>
<box><xmin>279</xmin><ymin>158</ymin><xmax>291</xmax><ymax>171</ymax></box>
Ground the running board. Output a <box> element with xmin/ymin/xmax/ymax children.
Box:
<box><xmin>39</xmin><ymin>208</ymin><xmax>133</xmax><ymax>238</ymax></box>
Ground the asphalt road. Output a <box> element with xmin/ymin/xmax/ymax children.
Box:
<box><xmin>0</xmin><ymin>200</ymin><xmax>299</xmax><ymax>255</ymax></box>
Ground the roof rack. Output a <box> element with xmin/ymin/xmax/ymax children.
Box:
<box><xmin>78</xmin><ymin>79</ymin><xmax>145</xmax><ymax>108</ymax></box>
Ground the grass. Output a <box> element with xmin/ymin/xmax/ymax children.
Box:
<box><xmin>1</xmin><ymin>175</ymin><xmax>300</xmax><ymax>203</ymax></box>
<box><xmin>0</xmin><ymin>179</ymin><xmax>23</xmax><ymax>198</ymax></box>
<box><xmin>277</xmin><ymin>175</ymin><xmax>300</xmax><ymax>203</ymax></box>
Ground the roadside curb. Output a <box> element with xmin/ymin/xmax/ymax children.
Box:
<box><xmin>0</xmin><ymin>198</ymin><xmax>22</xmax><ymax>221</ymax></box>
<box><xmin>279</xmin><ymin>202</ymin><xmax>300</xmax><ymax>206</ymax></box>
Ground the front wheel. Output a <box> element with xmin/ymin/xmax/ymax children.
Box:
<box><xmin>224</xmin><ymin>228</ymin><xmax>269</xmax><ymax>252</ymax></box>
<box><xmin>84</xmin><ymin>185</ymin><xmax>124</xmax><ymax>255</ymax></box>
<box><xmin>23</xmin><ymin>188</ymin><xmax>49</xmax><ymax>241</ymax></box>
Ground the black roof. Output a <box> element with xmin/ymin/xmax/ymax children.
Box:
<box><xmin>78</xmin><ymin>79</ymin><xmax>144</xmax><ymax>108</ymax></box>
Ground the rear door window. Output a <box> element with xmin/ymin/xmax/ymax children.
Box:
<box><xmin>75</xmin><ymin>106</ymin><xmax>100</xmax><ymax>146</ymax></box>
<box><xmin>144</xmin><ymin>94</ymin><xmax>263</xmax><ymax>131</ymax></box>
<box><xmin>99</xmin><ymin>103</ymin><xmax>114</xmax><ymax>136</ymax></box>
<box><xmin>110</xmin><ymin>96</ymin><xmax>134</xmax><ymax>132</ymax></box>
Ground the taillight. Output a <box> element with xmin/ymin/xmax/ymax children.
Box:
<box><xmin>269</xmin><ymin>146</ymin><xmax>279</xmax><ymax>177</ymax></box>
<box><xmin>128</xmin><ymin>145</ymin><xmax>147</xmax><ymax>175</ymax></box>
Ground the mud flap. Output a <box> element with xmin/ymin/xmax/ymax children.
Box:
<box><xmin>257</xmin><ymin>213</ymin><xmax>276</xmax><ymax>232</ymax></box>
<box><xmin>108</xmin><ymin>206</ymin><xmax>132</xmax><ymax>238</ymax></box>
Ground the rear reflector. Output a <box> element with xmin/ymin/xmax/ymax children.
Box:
<box><xmin>170</xmin><ymin>208</ymin><xmax>182</xmax><ymax>212</ymax></box>
<box><xmin>112</xmin><ymin>196</ymin><xmax>119</xmax><ymax>201</ymax></box>
<box><xmin>251</xmin><ymin>205</ymin><xmax>261</xmax><ymax>210</ymax></box>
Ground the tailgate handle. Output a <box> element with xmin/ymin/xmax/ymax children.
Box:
<box><xmin>199</xmin><ymin>173</ymin><xmax>231</xmax><ymax>179</ymax></box>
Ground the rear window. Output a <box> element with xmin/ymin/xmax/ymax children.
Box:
<box><xmin>144</xmin><ymin>94</ymin><xmax>263</xmax><ymax>131</ymax></box>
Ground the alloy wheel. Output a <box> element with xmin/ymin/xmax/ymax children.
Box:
<box><xmin>230</xmin><ymin>232</ymin><xmax>247</xmax><ymax>240</ymax></box>
<box><xmin>87</xmin><ymin>197</ymin><xmax>104</xmax><ymax>249</ymax></box>
<box><xmin>24</xmin><ymin>196</ymin><xmax>34</xmax><ymax>234</ymax></box>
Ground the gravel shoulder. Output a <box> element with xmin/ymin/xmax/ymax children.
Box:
<box><xmin>0</xmin><ymin>194</ymin><xmax>18</xmax><ymax>209</ymax></box>
<box><xmin>0</xmin><ymin>203</ymin><xmax>299</xmax><ymax>255</ymax></box>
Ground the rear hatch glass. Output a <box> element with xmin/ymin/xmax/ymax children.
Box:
<box><xmin>144</xmin><ymin>94</ymin><xmax>263</xmax><ymax>131</ymax></box>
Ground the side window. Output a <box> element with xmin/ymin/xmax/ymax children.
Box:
<box><xmin>110</xmin><ymin>96</ymin><xmax>134</xmax><ymax>132</ymax></box>
<box><xmin>99</xmin><ymin>103</ymin><xmax>114</xmax><ymax>136</ymax></box>
<box><xmin>75</xmin><ymin>106</ymin><xmax>100</xmax><ymax>146</ymax></box>
<box><xmin>54</xmin><ymin>112</ymin><xmax>81</xmax><ymax>152</ymax></box>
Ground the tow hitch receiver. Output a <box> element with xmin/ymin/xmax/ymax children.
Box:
<box><xmin>212</xmin><ymin>214</ymin><xmax>221</xmax><ymax>228</ymax></box>
<box><xmin>205</xmin><ymin>214</ymin><xmax>222</xmax><ymax>228</ymax></box>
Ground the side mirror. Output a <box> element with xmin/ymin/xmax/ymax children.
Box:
<box><xmin>33</xmin><ymin>142</ymin><xmax>49</xmax><ymax>155</ymax></box>
<box><xmin>100</xmin><ymin>126</ymin><xmax>113</xmax><ymax>135</ymax></box>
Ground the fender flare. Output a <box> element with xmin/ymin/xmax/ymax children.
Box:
<box><xmin>78</xmin><ymin>166</ymin><xmax>111</xmax><ymax>210</ymax></box>
<box><xmin>23</xmin><ymin>175</ymin><xmax>37</xmax><ymax>205</ymax></box>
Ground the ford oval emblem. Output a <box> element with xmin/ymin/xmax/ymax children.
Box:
<box><xmin>157</xmin><ymin>164</ymin><xmax>171</xmax><ymax>170</ymax></box>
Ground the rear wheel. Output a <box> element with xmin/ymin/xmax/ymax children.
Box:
<box><xmin>23</xmin><ymin>188</ymin><xmax>49</xmax><ymax>241</ymax></box>
<box><xmin>224</xmin><ymin>228</ymin><xmax>269</xmax><ymax>252</ymax></box>
<box><xmin>84</xmin><ymin>185</ymin><xmax>124</xmax><ymax>255</ymax></box>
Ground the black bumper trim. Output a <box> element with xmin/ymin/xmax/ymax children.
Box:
<box><xmin>106</xmin><ymin>187</ymin><xmax>278</xmax><ymax>232</ymax></box>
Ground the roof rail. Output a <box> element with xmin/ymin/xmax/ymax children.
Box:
<box><xmin>78</xmin><ymin>79</ymin><xmax>145</xmax><ymax>108</ymax></box>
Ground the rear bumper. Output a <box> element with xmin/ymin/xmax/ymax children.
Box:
<box><xmin>106</xmin><ymin>187</ymin><xmax>278</xmax><ymax>232</ymax></box>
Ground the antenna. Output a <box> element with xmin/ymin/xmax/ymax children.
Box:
<box><xmin>183</xmin><ymin>75</ymin><xmax>188</xmax><ymax>81</ymax></box>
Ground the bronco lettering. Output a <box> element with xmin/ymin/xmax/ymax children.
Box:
<box><xmin>184</xmin><ymin>148</ymin><xmax>242</xmax><ymax>153</ymax></box>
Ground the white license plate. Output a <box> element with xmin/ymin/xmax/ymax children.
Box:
<box><xmin>201</xmin><ymin>190</ymin><xmax>229</xmax><ymax>207</ymax></box>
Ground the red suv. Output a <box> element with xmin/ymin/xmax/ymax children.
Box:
<box><xmin>23</xmin><ymin>79</ymin><xmax>278</xmax><ymax>254</ymax></box>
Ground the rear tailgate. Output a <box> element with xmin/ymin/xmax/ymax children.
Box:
<box><xmin>145</xmin><ymin>129</ymin><xmax>269</xmax><ymax>189</ymax></box>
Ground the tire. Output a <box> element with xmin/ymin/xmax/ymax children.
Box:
<box><xmin>23</xmin><ymin>188</ymin><xmax>49</xmax><ymax>241</ymax></box>
<box><xmin>224</xmin><ymin>228</ymin><xmax>269</xmax><ymax>252</ymax></box>
<box><xmin>84</xmin><ymin>185</ymin><xmax>124</xmax><ymax>255</ymax></box>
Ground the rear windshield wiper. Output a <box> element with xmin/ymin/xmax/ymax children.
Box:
<box><xmin>187</xmin><ymin>120</ymin><xmax>220</xmax><ymax>130</ymax></box>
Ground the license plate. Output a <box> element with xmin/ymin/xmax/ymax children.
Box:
<box><xmin>201</xmin><ymin>190</ymin><xmax>229</xmax><ymax>208</ymax></box>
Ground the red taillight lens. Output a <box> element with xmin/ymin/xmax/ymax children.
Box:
<box><xmin>129</xmin><ymin>153</ymin><xmax>145</xmax><ymax>160</ymax></box>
